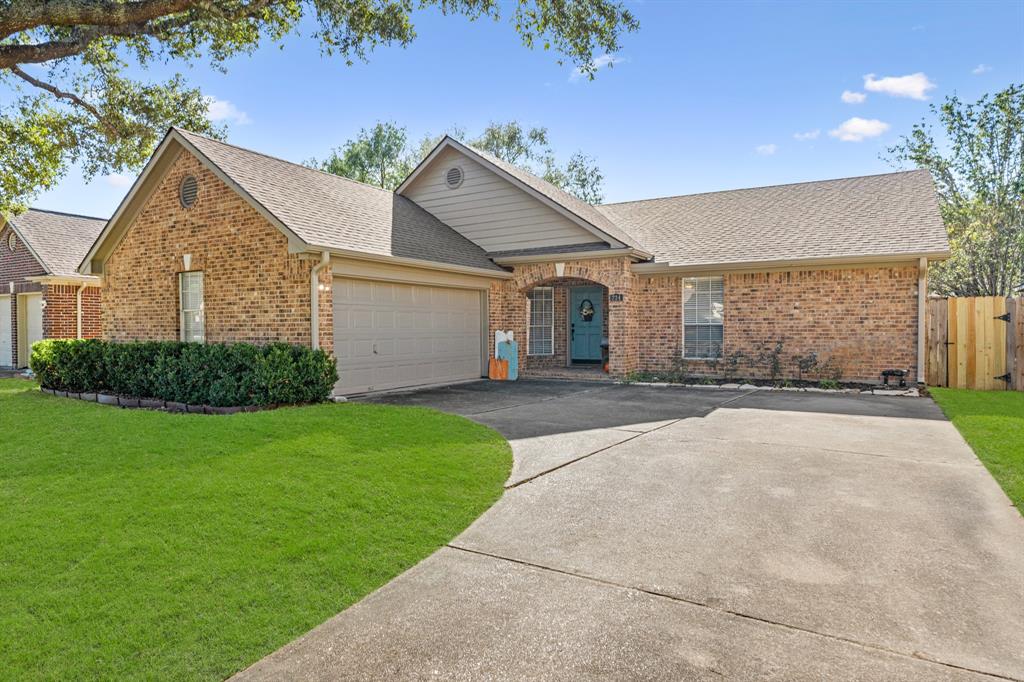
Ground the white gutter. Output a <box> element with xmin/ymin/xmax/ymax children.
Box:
<box><xmin>310</xmin><ymin>251</ymin><xmax>331</xmax><ymax>350</ymax></box>
<box><xmin>492</xmin><ymin>247</ymin><xmax>648</xmax><ymax>265</ymax></box>
<box><xmin>917</xmin><ymin>256</ymin><xmax>927</xmax><ymax>385</ymax></box>
<box><xmin>631</xmin><ymin>250</ymin><xmax>951</xmax><ymax>275</ymax></box>
<box><xmin>306</xmin><ymin>246</ymin><xmax>513</xmax><ymax>280</ymax></box>
<box><xmin>76</xmin><ymin>281</ymin><xmax>88</xmax><ymax>339</ymax></box>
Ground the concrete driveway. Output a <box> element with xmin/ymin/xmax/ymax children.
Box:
<box><xmin>237</xmin><ymin>381</ymin><xmax>1024</xmax><ymax>681</ymax></box>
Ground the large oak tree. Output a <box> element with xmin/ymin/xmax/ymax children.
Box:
<box><xmin>0</xmin><ymin>0</ymin><xmax>637</xmax><ymax>214</ymax></box>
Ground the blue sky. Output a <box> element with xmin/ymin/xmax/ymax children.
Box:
<box><xmin>30</xmin><ymin>0</ymin><xmax>1024</xmax><ymax>218</ymax></box>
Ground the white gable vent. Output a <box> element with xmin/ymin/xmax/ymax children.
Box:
<box><xmin>445</xmin><ymin>166</ymin><xmax>464</xmax><ymax>189</ymax></box>
<box><xmin>179</xmin><ymin>175</ymin><xmax>199</xmax><ymax>208</ymax></box>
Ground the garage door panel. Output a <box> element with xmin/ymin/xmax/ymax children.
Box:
<box><xmin>333</xmin><ymin>278</ymin><xmax>484</xmax><ymax>394</ymax></box>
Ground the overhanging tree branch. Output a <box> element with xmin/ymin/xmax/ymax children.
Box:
<box><xmin>1</xmin><ymin>0</ymin><xmax>197</xmax><ymax>37</ymax></box>
<box><xmin>8</xmin><ymin>64</ymin><xmax>118</xmax><ymax>136</ymax></box>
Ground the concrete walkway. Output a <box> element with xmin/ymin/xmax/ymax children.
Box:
<box><xmin>236</xmin><ymin>381</ymin><xmax>1024</xmax><ymax>681</ymax></box>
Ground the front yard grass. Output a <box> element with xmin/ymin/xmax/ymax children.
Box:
<box><xmin>0</xmin><ymin>379</ymin><xmax>511</xmax><ymax>680</ymax></box>
<box><xmin>931</xmin><ymin>388</ymin><xmax>1024</xmax><ymax>514</ymax></box>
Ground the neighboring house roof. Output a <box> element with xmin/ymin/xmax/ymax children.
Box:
<box><xmin>173</xmin><ymin>129</ymin><xmax>504</xmax><ymax>272</ymax></box>
<box><xmin>596</xmin><ymin>170</ymin><xmax>949</xmax><ymax>268</ymax></box>
<box><xmin>6</xmin><ymin>209</ymin><xmax>107</xmax><ymax>276</ymax></box>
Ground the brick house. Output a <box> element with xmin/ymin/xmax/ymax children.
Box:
<box><xmin>0</xmin><ymin>210</ymin><xmax>105</xmax><ymax>369</ymax></box>
<box><xmin>80</xmin><ymin>128</ymin><xmax>949</xmax><ymax>394</ymax></box>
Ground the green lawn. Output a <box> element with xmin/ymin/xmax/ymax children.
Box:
<box><xmin>0</xmin><ymin>379</ymin><xmax>511</xmax><ymax>680</ymax></box>
<box><xmin>931</xmin><ymin>388</ymin><xmax>1024</xmax><ymax>514</ymax></box>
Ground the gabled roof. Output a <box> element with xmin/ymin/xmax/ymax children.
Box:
<box><xmin>82</xmin><ymin>127</ymin><xmax>948</xmax><ymax>277</ymax></box>
<box><xmin>6</xmin><ymin>209</ymin><xmax>107</xmax><ymax>276</ymax></box>
<box><xmin>597</xmin><ymin>169</ymin><xmax>949</xmax><ymax>268</ymax></box>
<box><xmin>398</xmin><ymin>136</ymin><xmax>648</xmax><ymax>253</ymax></box>
<box><xmin>83</xmin><ymin>128</ymin><xmax>505</xmax><ymax>275</ymax></box>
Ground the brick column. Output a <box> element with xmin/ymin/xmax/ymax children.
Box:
<box><xmin>488</xmin><ymin>280</ymin><xmax>528</xmax><ymax>370</ymax></box>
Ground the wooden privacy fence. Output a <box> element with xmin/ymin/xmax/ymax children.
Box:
<box><xmin>926</xmin><ymin>296</ymin><xmax>1023</xmax><ymax>390</ymax></box>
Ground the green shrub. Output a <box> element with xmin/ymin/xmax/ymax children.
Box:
<box><xmin>30</xmin><ymin>340</ymin><xmax>338</xmax><ymax>406</ymax></box>
<box><xmin>28</xmin><ymin>340</ymin><xmax>59</xmax><ymax>389</ymax></box>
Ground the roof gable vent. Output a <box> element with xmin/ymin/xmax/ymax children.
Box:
<box><xmin>179</xmin><ymin>176</ymin><xmax>199</xmax><ymax>208</ymax></box>
<box><xmin>445</xmin><ymin>166</ymin><xmax>464</xmax><ymax>189</ymax></box>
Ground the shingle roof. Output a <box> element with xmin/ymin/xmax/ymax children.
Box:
<box><xmin>596</xmin><ymin>170</ymin><xmax>948</xmax><ymax>267</ymax></box>
<box><xmin>8</xmin><ymin>209</ymin><xmax>107</xmax><ymax>276</ymax></box>
<box><xmin>175</xmin><ymin>129</ymin><xmax>503</xmax><ymax>272</ymax></box>
<box><xmin>454</xmin><ymin>140</ymin><xmax>646</xmax><ymax>251</ymax></box>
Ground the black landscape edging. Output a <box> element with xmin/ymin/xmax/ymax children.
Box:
<box><xmin>39</xmin><ymin>386</ymin><xmax>282</xmax><ymax>414</ymax></box>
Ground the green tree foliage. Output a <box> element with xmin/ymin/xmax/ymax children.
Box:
<box><xmin>887</xmin><ymin>85</ymin><xmax>1024</xmax><ymax>296</ymax></box>
<box><xmin>316</xmin><ymin>119</ymin><xmax>605</xmax><ymax>202</ymax></box>
<box><xmin>310</xmin><ymin>122</ymin><xmax>414</xmax><ymax>189</ymax></box>
<box><xmin>0</xmin><ymin>0</ymin><xmax>638</xmax><ymax>215</ymax></box>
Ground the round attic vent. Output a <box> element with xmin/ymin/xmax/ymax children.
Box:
<box><xmin>179</xmin><ymin>175</ymin><xmax>199</xmax><ymax>208</ymax></box>
<box><xmin>445</xmin><ymin>166</ymin><xmax>464</xmax><ymax>189</ymax></box>
<box><xmin>7</xmin><ymin>233</ymin><xmax>15</xmax><ymax>251</ymax></box>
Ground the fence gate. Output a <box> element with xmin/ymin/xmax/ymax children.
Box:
<box><xmin>926</xmin><ymin>296</ymin><xmax>1014</xmax><ymax>390</ymax></box>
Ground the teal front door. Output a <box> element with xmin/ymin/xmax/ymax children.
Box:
<box><xmin>570</xmin><ymin>286</ymin><xmax>604</xmax><ymax>361</ymax></box>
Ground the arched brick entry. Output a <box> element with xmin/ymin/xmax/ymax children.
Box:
<box><xmin>488</xmin><ymin>257</ymin><xmax>639</xmax><ymax>376</ymax></box>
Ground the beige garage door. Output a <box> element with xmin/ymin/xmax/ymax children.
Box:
<box><xmin>17</xmin><ymin>293</ymin><xmax>42</xmax><ymax>369</ymax></box>
<box><xmin>332</xmin><ymin>278</ymin><xmax>484</xmax><ymax>395</ymax></box>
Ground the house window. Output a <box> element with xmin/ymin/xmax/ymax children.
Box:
<box><xmin>682</xmin><ymin>276</ymin><xmax>723</xmax><ymax>359</ymax></box>
<box><xmin>528</xmin><ymin>287</ymin><xmax>554</xmax><ymax>356</ymax></box>
<box><xmin>179</xmin><ymin>271</ymin><xmax>205</xmax><ymax>343</ymax></box>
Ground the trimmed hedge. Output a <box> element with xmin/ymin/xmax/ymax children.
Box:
<box><xmin>30</xmin><ymin>339</ymin><xmax>338</xmax><ymax>407</ymax></box>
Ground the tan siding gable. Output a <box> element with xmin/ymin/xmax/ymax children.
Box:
<box><xmin>402</xmin><ymin>147</ymin><xmax>603</xmax><ymax>252</ymax></box>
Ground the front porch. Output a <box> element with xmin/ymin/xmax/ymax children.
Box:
<box><xmin>488</xmin><ymin>257</ymin><xmax>640</xmax><ymax>378</ymax></box>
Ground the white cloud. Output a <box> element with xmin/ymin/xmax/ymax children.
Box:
<box><xmin>205</xmin><ymin>96</ymin><xmax>251</xmax><ymax>124</ymax></box>
<box><xmin>863</xmin><ymin>72</ymin><xmax>936</xmax><ymax>100</ymax></box>
<box><xmin>754</xmin><ymin>143</ymin><xmax>778</xmax><ymax>156</ymax></box>
<box><xmin>105</xmin><ymin>173</ymin><xmax>133</xmax><ymax>188</ymax></box>
<box><xmin>569</xmin><ymin>54</ymin><xmax>624</xmax><ymax>82</ymax></box>
<box><xmin>793</xmin><ymin>129</ymin><xmax>820</xmax><ymax>141</ymax></box>
<box><xmin>972</xmin><ymin>63</ymin><xmax>991</xmax><ymax>75</ymax></box>
<box><xmin>841</xmin><ymin>90</ymin><xmax>866</xmax><ymax>104</ymax></box>
<box><xmin>829</xmin><ymin>117</ymin><xmax>891</xmax><ymax>142</ymax></box>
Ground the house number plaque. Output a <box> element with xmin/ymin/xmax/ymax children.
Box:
<box><xmin>609</xmin><ymin>293</ymin><xmax>624</xmax><ymax>302</ymax></box>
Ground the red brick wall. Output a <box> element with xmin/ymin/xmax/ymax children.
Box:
<box><xmin>101</xmin><ymin>150</ymin><xmax>333</xmax><ymax>350</ymax></box>
<box><xmin>637</xmin><ymin>274</ymin><xmax>683</xmax><ymax>371</ymax></box>
<box><xmin>41</xmin><ymin>284</ymin><xmax>102</xmax><ymax>340</ymax></box>
<box><xmin>494</xmin><ymin>260</ymin><xmax>921</xmax><ymax>383</ymax></box>
<box><xmin>722</xmin><ymin>267</ymin><xmax>919</xmax><ymax>382</ymax></box>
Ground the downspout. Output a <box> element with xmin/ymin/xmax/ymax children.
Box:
<box><xmin>76</xmin><ymin>282</ymin><xmax>88</xmax><ymax>339</ymax></box>
<box><xmin>310</xmin><ymin>251</ymin><xmax>330</xmax><ymax>350</ymax></box>
<box><xmin>917</xmin><ymin>256</ymin><xmax>927</xmax><ymax>385</ymax></box>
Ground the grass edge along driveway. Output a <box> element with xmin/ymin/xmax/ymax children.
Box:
<box><xmin>0</xmin><ymin>379</ymin><xmax>511</xmax><ymax>680</ymax></box>
<box><xmin>931</xmin><ymin>388</ymin><xmax>1024</xmax><ymax>515</ymax></box>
